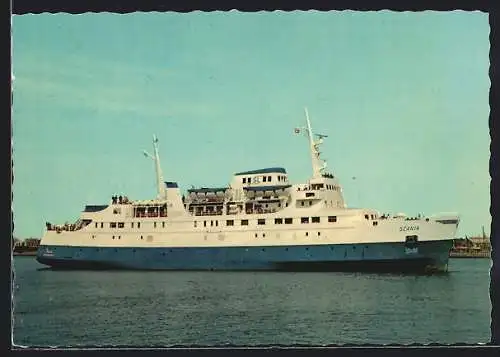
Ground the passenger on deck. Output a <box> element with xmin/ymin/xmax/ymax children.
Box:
<box><xmin>119</xmin><ymin>195</ymin><xmax>123</xmax><ymax>204</ymax></box>
<box><xmin>112</xmin><ymin>196</ymin><xmax>117</xmax><ymax>204</ymax></box>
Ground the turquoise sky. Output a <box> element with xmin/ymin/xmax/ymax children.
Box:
<box><xmin>12</xmin><ymin>11</ymin><xmax>490</xmax><ymax>239</ymax></box>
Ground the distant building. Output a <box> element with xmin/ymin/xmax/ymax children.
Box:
<box><xmin>12</xmin><ymin>237</ymin><xmax>41</xmax><ymax>252</ymax></box>
<box><xmin>468</xmin><ymin>236</ymin><xmax>490</xmax><ymax>250</ymax></box>
<box><xmin>24</xmin><ymin>238</ymin><xmax>41</xmax><ymax>247</ymax></box>
<box><xmin>451</xmin><ymin>226</ymin><xmax>491</xmax><ymax>257</ymax></box>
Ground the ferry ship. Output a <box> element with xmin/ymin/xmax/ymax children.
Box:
<box><xmin>36</xmin><ymin>109</ymin><xmax>460</xmax><ymax>273</ymax></box>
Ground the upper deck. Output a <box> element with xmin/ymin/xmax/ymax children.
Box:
<box><xmin>42</xmin><ymin>108</ymin><xmax>401</xmax><ymax>231</ymax></box>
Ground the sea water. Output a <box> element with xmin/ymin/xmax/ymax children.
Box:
<box><xmin>12</xmin><ymin>257</ymin><xmax>491</xmax><ymax>347</ymax></box>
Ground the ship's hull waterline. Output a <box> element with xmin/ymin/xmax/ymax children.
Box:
<box><xmin>36</xmin><ymin>239</ymin><xmax>453</xmax><ymax>273</ymax></box>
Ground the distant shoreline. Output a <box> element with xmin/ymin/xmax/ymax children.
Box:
<box><xmin>449</xmin><ymin>252</ymin><xmax>490</xmax><ymax>259</ymax></box>
<box><xmin>13</xmin><ymin>251</ymin><xmax>37</xmax><ymax>257</ymax></box>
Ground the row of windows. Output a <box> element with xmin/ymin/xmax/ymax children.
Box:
<box><xmin>93</xmin><ymin>216</ymin><xmax>339</xmax><ymax>230</ymax></box>
<box><xmin>95</xmin><ymin>222</ymin><xmax>166</xmax><ymax>229</ymax></box>
<box><xmin>252</xmin><ymin>231</ymin><xmax>323</xmax><ymax>238</ymax></box>
<box><xmin>92</xmin><ymin>230</ymin><xmax>338</xmax><ymax>242</ymax></box>
<box><xmin>81</xmin><ymin>245</ymin><xmax>369</xmax><ymax>254</ymax></box>
<box><xmin>90</xmin><ymin>230</ymin><xmax>331</xmax><ymax>243</ymax></box>
<box><xmin>241</xmin><ymin>175</ymin><xmax>288</xmax><ymax>184</ymax></box>
<box><xmin>92</xmin><ymin>235</ymin><xmax>151</xmax><ymax>241</ymax></box>
<box><xmin>300</xmin><ymin>184</ymin><xmax>339</xmax><ymax>191</ymax></box>
<box><xmin>195</xmin><ymin>216</ymin><xmax>338</xmax><ymax>227</ymax></box>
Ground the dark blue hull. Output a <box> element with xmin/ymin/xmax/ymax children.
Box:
<box><xmin>36</xmin><ymin>240</ymin><xmax>453</xmax><ymax>273</ymax></box>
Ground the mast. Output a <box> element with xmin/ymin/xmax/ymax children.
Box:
<box><xmin>301</xmin><ymin>108</ymin><xmax>329</xmax><ymax>178</ymax></box>
<box><xmin>143</xmin><ymin>135</ymin><xmax>166</xmax><ymax>200</ymax></box>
